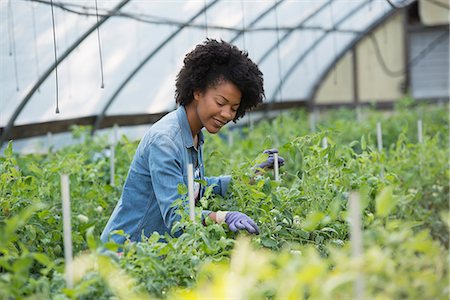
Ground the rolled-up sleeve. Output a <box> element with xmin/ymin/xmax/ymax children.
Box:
<box><xmin>148</xmin><ymin>134</ymin><xmax>186</xmax><ymax>234</ymax></box>
<box><xmin>205</xmin><ymin>175</ymin><xmax>232</xmax><ymax>197</ymax></box>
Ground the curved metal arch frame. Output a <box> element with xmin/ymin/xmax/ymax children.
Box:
<box><xmin>308</xmin><ymin>6</ymin><xmax>412</xmax><ymax>102</ymax></box>
<box><xmin>269</xmin><ymin>1</ymin><xmax>372</xmax><ymax>102</ymax></box>
<box><xmin>91</xmin><ymin>0</ymin><xmax>222</xmax><ymax>134</ymax></box>
<box><xmin>92</xmin><ymin>0</ymin><xmax>286</xmax><ymax>134</ymax></box>
<box><xmin>229</xmin><ymin>0</ymin><xmax>285</xmax><ymax>44</ymax></box>
<box><xmin>0</xmin><ymin>0</ymin><xmax>131</xmax><ymax>148</ymax></box>
<box><xmin>257</xmin><ymin>0</ymin><xmax>332</xmax><ymax>66</ymax></box>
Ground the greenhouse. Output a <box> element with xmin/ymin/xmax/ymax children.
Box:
<box><xmin>0</xmin><ymin>0</ymin><xmax>449</xmax><ymax>299</ymax></box>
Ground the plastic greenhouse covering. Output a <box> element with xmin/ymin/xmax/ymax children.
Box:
<box><xmin>1</xmin><ymin>0</ymin><xmax>413</xmax><ymax>151</ymax></box>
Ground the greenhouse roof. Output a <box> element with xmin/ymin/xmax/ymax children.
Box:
<box><xmin>1</xmin><ymin>0</ymin><xmax>414</xmax><ymax>145</ymax></box>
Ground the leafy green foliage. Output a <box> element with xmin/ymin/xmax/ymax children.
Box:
<box><xmin>0</xmin><ymin>103</ymin><xmax>448</xmax><ymax>299</ymax></box>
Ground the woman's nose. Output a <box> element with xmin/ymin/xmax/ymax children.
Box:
<box><xmin>221</xmin><ymin>107</ymin><xmax>233</xmax><ymax>120</ymax></box>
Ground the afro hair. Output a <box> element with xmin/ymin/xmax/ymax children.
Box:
<box><xmin>175</xmin><ymin>39</ymin><xmax>264</xmax><ymax>121</ymax></box>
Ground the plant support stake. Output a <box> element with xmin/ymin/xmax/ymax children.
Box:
<box><xmin>47</xmin><ymin>132</ymin><xmax>53</xmax><ymax>154</ymax></box>
<box><xmin>376</xmin><ymin>121</ymin><xmax>383</xmax><ymax>152</ymax></box>
<box><xmin>376</xmin><ymin>121</ymin><xmax>384</xmax><ymax>178</ymax></box>
<box><xmin>273</xmin><ymin>152</ymin><xmax>279</xmax><ymax>181</ymax></box>
<box><xmin>322</xmin><ymin>136</ymin><xmax>328</xmax><ymax>148</ymax></box>
<box><xmin>110</xmin><ymin>143</ymin><xmax>115</xmax><ymax>187</ymax></box>
<box><xmin>187</xmin><ymin>163</ymin><xmax>195</xmax><ymax>222</ymax></box>
<box><xmin>110</xmin><ymin>127</ymin><xmax>117</xmax><ymax>187</ymax></box>
<box><xmin>61</xmin><ymin>174</ymin><xmax>73</xmax><ymax>288</ymax></box>
<box><xmin>417</xmin><ymin>119</ymin><xmax>423</xmax><ymax>143</ymax></box>
<box><xmin>349</xmin><ymin>191</ymin><xmax>364</xmax><ymax>300</ymax></box>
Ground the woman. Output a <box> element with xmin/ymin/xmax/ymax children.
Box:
<box><xmin>101</xmin><ymin>39</ymin><xmax>284</xmax><ymax>245</ymax></box>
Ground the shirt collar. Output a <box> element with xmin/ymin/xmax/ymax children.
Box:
<box><xmin>176</xmin><ymin>105</ymin><xmax>204</xmax><ymax>148</ymax></box>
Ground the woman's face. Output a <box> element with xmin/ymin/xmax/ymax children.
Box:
<box><xmin>194</xmin><ymin>80</ymin><xmax>241</xmax><ymax>134</ymax></box>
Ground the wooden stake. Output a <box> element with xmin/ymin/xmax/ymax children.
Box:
<box><xmin>187</xmin><ymin>164</ymin><xmax>195</xmax><ymax>222</ymax></box>
<box><xmin>61</xmin><ymin>174</ymin><xmax>73</xmax><ymax>288</ymax></box>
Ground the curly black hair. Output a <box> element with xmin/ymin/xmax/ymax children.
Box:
<box><xmin>175</xmin><ymin>39</ymin><xmax>264</xmax><ymax>121</ymax></box>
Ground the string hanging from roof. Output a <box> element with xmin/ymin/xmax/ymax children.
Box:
<box><xmin>94</xmin><ymin>0</ymin><xmax>105</xmax><ymax>89</ymax></box>
<box><xmin>8</xmin><ymin>0</ymin><xmax>19</xmax><ymax>92</ymax></box>
<box><xmin>50</xmin><ymin>0</ymin><xmax>60</xmax><ymax>113</ymax></box>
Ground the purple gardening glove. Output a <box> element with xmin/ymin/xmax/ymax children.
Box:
<box><xmin>255</xmin><ymin>148</ymin><xmax>285</xmax><ymax>171</ymax></box>
<box><xmin>224</xmin><ymin>212</ymin><xmax>259</xmax><ymax>234</ymax></box>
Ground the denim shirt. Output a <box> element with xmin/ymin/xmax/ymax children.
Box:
<box><xmin>100</xmin><ymin>106</ymin><xmax>231</xmax><ymax>244</ymax></box>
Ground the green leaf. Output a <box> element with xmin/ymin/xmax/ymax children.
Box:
<box><xmin>4</xmin><ymin>141</ymin><xmax>13</xmax><ymax>157</ymax></box>
<box><xmin>375</xmin><ymin>186</ymin><xmax>395</xmax><ymax>218</ymax></box>
<box><xmin>302</xmin><ymin>211</ymin><xmax>325</xmax><ymax>232</ymax></box>
<box><xmin>177</xmin><ymin>183</ymin><xmax>187</xmax><ymax>195</ymax></box>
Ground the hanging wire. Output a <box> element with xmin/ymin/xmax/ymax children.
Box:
<box><xmin>274</xmin><ymin>0</ymin><xmax>283</xmax><ymax>102</ymax></box>
<box><xmin>8</xmin><ymin>0</ymin><xmax>19</xmax><ymax>91</ymax></box>
<box><xmin>31</xmin><ymin>3</ymin><xmax>41</xmax><ymax>92</ymax></box>
<box><xmin>94</xmin><ymin>0</ymin><xmax>105</xmax><ymax>88</ymax></box>
<box><xmin>369</xmin><ymin>30</ymin><xmax>448</xmax><ymax>77</ymax></box>
<box><xmin>329</xmin><ymin>1</ymin><xmax>338</xmax><ymax>85</ymax></box>
<box><xmin>50</xmin><ymin>0</ymin><xmax>60</xmax><ymax>113</ymax></box>
<box><xmin>7</xmin><ymin>0</ymin><xmax>14</xmax><ymax>56</ymax></box>
<box><xmin>203</xmin><ymin>0</ymin><xmax>209</xmax><ymax>37</ymax></box>
<box><xmin>240</xmin><ymin>0</ymin><xmax>246</xmax><ymax>49</ymax></box>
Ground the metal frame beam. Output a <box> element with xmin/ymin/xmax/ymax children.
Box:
<box><xmin>0</xmin><ymin>0</ymin><xmax>130</xmax><ymax>148</ymax></box>
<box><xmin>91</xmin><ymin>0</ymin><xmax>221</xmax><ymax>134</ymax></box>
<box><xmin>257</xmin><ymin>0</ymin><xmax>332</xmax><ymax>65</ymax></box>
<box><xmin>4</xmin><ymin>97</ymin><xmax>446</xmax><ymax>141</ymax></box>
<box><xmin>269</xmin><ymin>1</ymin><xmax>369</xmax><ymax>101</ymax></box>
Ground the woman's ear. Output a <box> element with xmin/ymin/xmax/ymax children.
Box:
<box><xmin>193</xmin><ymin>89</ymin><xmax>202</xmax><ymax>101</ymax></box>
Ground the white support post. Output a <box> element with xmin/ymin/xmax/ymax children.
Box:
<box><xmin>47</xmin><ymin>132</ymin><xmax>53</xmax><ymax>154</ymax></box>
<box><xmin>187</xmin><ymin>164</ymin><xmax>195</xmax><ymax>223</ymax></box>
<box><xmin>322</xmin><ymin>136</ymin><xmax>328</xmax><ymax>149</ymax></box>
<box><xmin>61</xmin><ymin>174</ymin><xmax>73</xmax><ymax>288</ymax></box>
<box><xmin>113</xmin><ymin>124</ymin><xmax>119</xmax><ymax>144</ymax></box>
<box><xmin>228</xmin><ymin>131</ymin><xmax>233</xmax><ymax>147</ymax></box>
<box><xmin>110</xmin><ymin>127</ymin><xmax>116</xmax><ymax>187</ymax></box>
<box><xmin>273</xmin><ymin>152</ymin><xmax>279</xmax><ymax>182</ymax></box>
<box><xmin>376</xmin><ymin>122</ymin><xmax>383</xmax><ymax>152</ymax></box>
<box><xmin>356</xmin><ymin>105</ymin><xmax>362</xmax><ymax>123</ymax></box>
<box><xmin>417</xmin><ymin>119</ymin><xmax>423</xmax><ymax>144</ymax></box>
<box><xmin>376</xmin><ymin>122</ymin><xmax>384</xmax><ymax>178</ymax></box>
<box><xmin>110</xmin><ymin>143</ymin><xmax>115</xmax><ymax>187</ymax></box>
<box><xmin>349</xmin><ymin>191</ymin><xmax>364</xmax><ymax>300</ymax></box>
<box><xmin>310</xmin><ymin>108</ymin><xmax>318</xmax><ymax>133</ymax></box>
